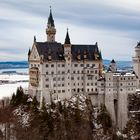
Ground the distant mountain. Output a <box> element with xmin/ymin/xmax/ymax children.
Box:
<box><xmin>0</xmin><ymin>61</ymin><xmax>28</xmax><ymax>69</ymax></box>
<box><xmin>103</xmin><ymin>59</ymin><xmax>133</xmax><ymax>71</ymax></box>
<box><xmin>0</xmin><ymin>60</ymin><xmax>133</xmax><ymax>71</ymax></box>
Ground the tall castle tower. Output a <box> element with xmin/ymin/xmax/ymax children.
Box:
<box><xmin>46</xmin><ymin>7</ymin><xmax>56</xmax><ymax>42</ymax></box>
<box><xmin>64</xmin><ymin>29</ymin><xmax>72</xmax><ymax>98</ymax></box>
<box><xmin>133</xmin><ymin>42</ymin><xmax>140</xmax><ymax>88</ymax></box>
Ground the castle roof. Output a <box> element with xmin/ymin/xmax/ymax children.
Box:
<box><xmin>35</xmin><ymin>42</ymin><xmax>102</xmax><ymax>61</ymax></box>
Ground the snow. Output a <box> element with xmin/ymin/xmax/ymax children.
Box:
<box><xmin>116</xmin><ymin>131</ymin><xmax>122</xmax><ymax>136</ymax></box>
<box><xmin>130</xmin><ymin>110</ymin><xmax>140</xmax><ymax>113</ymax></box>
<box><xmin>0</xmin><ymin>74</ymin><xmax>28</xmax><ymax>82</ymax></box>
<box><xmin>13</xmin><ymin>106</ymin><xmax>30</xmax><ymax>128</ymax></box>
<box><xmin>0</xmin><ymin>82</ymin><xmax>28</xmax><ymax>99</ymax></box>
<box><xmin>0</xmin><ymin>74</ymin><xmax>29</xmax><ymax>99</ymax></box>
<box><xmin>68</xmin><ymin>94</ymin><xmax>87</xmax><ymax>110</ymax></box>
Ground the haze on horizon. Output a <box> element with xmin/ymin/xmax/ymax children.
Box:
<box><xmin>0</xmin><ymin>0</ymin><xmax>140</xmax><ymax>61</ymax></box>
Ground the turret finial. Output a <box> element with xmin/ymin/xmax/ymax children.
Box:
<box><xmin>34</xmin><ymin>36</ymin><xmax>36</xmax><ymax>42</ymax></box>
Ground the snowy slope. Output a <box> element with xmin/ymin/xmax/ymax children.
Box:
<box><xmin>0</xmin><ymin>74</ymin><xmax>29</xmax><ymax>99</ymax></box>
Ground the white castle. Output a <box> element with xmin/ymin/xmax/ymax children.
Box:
<box><xmin>28</xmin><ymin>8</ymin><xmax>139</xmax><ymax>130</ymax></box>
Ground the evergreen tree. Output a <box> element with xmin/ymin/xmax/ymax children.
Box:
<box><xmin>41</xmin><ymin>97</ymin><xmax>46</xmax><ymax>111</ymax></box>
<box><xmin>30</xmin><ymin>96</ymin><xmax>39</xmax><ymax>113</ymax></box>
<box><xmin>74</xmin><ymin>98</ymin><xmax>81</xmax><ymax>123</ymax></box>
<box><xmin>97</xmin><ymin>105</ymin><xmax>112</xmax><ymax>134</ymax></box>
<box><xmin>10</xmin><ymin>93</ymin><xmax>16</xmax><ymax>106</ymax></box>
<box><xmin>10</xmin><ymin>87</ymin><xmax>24</xmax><ymax>106</ymax></box>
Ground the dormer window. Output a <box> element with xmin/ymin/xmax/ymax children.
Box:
<box><xmin>48</xmin><ymin>55</ymin><xmax>52</xmax><ymax>61</ymax></box>
<box><xmin>77</xmin><ymin>54</ymin><xmax>81</xmax><ymax>60</ymax></box>
<box><xmin>77</xmin><ymin>50</ymin><xmax>81</xmax><ymax>61</ymax></box>
<box><xmin>83</xmin><ymin>50</ymin><xmax>87</xmax><ymax>59</ymax></box>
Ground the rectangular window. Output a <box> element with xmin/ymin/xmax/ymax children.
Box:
<box><xmin>80</xmin><ymin>64</ymin><xmax>84</xmax><ymax>67</ymax></box>
<box><xmin>51</xmin><ymin>64</ymin><xmax>54</xmax><ymax>67</ymax></box>
<box><xmin>46</xmin><ymin>64</ymin><xmax>48</xmax><ymax>67</ymax></box>
<box><xmin>71</xmin><ymin>77</ymin><xmax>74</xmax><ymax>80</ymax></box>
<box><xmin>62</xmin><ymin>64</ymin><xmax>65</xmax><ymax>67</ymax></box>
<box><xmin>46</xmin><ymin>84</ymin><xmax>49</xmax><ymax>88</ymax></box>
<box><xmin>58</xmin><ymin>84</ymin><xmax>61</xmax><ymax>87</ymax></box>
<box><xmin>62</xmin><ymin>90</ymin><xmax>65</xmax><ymax>93</ymax></box>
<box><xmin>62</xmin><ymin>77</ymin><xmax>65</xmax><ymax>81</ymax></box>
<box><xmin>92</xmin><ymin>64</ymin><xmax>95</xmax><ymax>67</ymax></box>
<box><xmin>95</xmin><ymin>70</ymin><xmax>97</xmax><ymax>74</ymax></box>
<box><xmin>87</xmin><ymin>64</ymin><xmax>90</xmax><ymax>67</ymax></box>
<box><xmin>74</xmin><ymin>64</ymin><xmax>78</xmax><ymax>67</ymax></box>
<box><xmin>62</xmin><ymin>71</ymin><xmax>65</xmax><ymax>74</ymax></box>
<box><xmin>88</xmin><ymin>76</ymin><xmax>92</xmax><ymax>80</ymax></box>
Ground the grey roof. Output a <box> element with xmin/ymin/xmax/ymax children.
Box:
<box><xmin>71</xmin><ymin>44</ymin><xmax>101</xmax><ymax>60</ymax></box>
<box><xmin>36</xmin><ymin>42</ymin><xmax>64</xmax><ymax>61</ymax></box>
<box><xmin>34</xmin><ymin>42</ymin><xmax>102</xmax><ymax>61</ymax></box>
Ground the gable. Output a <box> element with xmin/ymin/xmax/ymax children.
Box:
<box><xmin>29</xmin><ymin>44</ymin><xmax>40</xmax><ymax>61</ymax></box>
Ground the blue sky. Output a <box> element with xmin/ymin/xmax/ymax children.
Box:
<box><xmin>0</xmin><ymin>0</ymin><xmax>140</xmax><ymax>61</ymax></box>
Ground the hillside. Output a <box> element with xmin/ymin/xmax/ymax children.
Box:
<box><xmin>0</xmin><ymin>60</ymin><xmax>132</xmax><ymax>71</ymax></box>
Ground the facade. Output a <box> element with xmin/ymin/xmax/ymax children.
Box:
<box><xmin>98</xmin><ymin>68</ymin><xmax>137</xmax><ymax>130</ymax></box>
<box><xmin>133</xmin><ymin>42</ymin><xmax>140</xmax><ymax>88</ymax></box>
<box><xmin>28</xmin><ymin>8</ymin><xmax>103</xmax><ymax>105</ymax></box>
<box><xmin>28</xmin><ymin>8</ymin><xmax>138</xmax><ymax>130</ymax></box>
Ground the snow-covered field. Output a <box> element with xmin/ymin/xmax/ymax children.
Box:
<box><xmin>0</xmin><ymin>73</ymin><xmax>29</xmax><ymax>99</ymax></box>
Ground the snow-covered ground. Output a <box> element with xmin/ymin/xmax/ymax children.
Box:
<box><xmin>0</xmin><ymin>74</ymin><xmax>28</xmax><ymax>82</ymax></box>
<box><xmin>0</xmin><ymin>73</ymin><xmax>29</xmax><ymax>99</ymax></box>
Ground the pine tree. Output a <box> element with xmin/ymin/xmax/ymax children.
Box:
<box><xmin>97</xmin><ymin>104</ymin><xmax>112</xmax><ymax>134</ymax></box>
<box><xmin>10</xmin><ymin>93</ymin><xmax>16</xmax><ymax>106</ymax></box>
<box><xmin>30</xmin><ymin>96</ymin><xmax>39</xmax><ymax>113</ymax></box>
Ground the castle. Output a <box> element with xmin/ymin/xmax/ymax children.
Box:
<box><xmin>28</xmin><ymin>8</ymin><xmax>139</xmax><ymax>130</ymax></box>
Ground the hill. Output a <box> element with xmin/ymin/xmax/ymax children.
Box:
<box><xmin>0</xmin><ymin>60</ymin><xmax>132</xmax><ymax>71</ymax></box>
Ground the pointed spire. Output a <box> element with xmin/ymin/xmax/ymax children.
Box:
<box><xmin>47</xmin><ymin>6</ymin><xmax>55</xmax><ymax>27</ymax></box>
<box><xmin>95</xmin><ymin>42</ymin><xmax>98</xmax><ymax>46</ymax></box>
<box><xmin>99</xmin><ymin>50</ymin><xmax>102</xmax><ymax>60</ymax></box>
<box><xmin>65</xmin><ymin>28</ymin><xmax>71</xmax><ymax>44</ymax></box>
<box><xmin>111</xmin><ymin>59</ymin><xmax>115</xmax><ymax>63</ymax></box>
<box><xmin>28</xmin><ymin>48</ymin><xmax>31</xmax><ymax>56</ymax></box>
<box><xmin>34</xmin><ymin>36</ymin><xmax>36</xmax><ymax>42</ymax></box>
